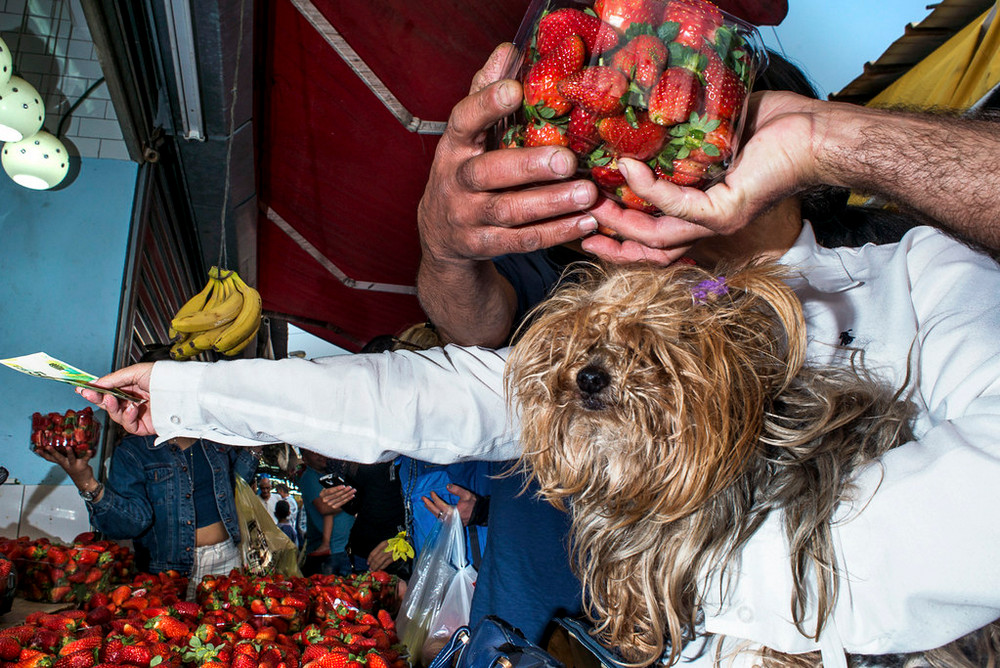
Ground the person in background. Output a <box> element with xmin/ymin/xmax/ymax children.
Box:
<box><xmin>275</xmin><ymin>499</ymin><xmax>299</xmax><ymax>548</ymax></box>
<box><xmin>298</xmin><ymin>448</ymin><xmax>354</xmax><ymax>576</ymax></box>
<box><xmin>257</xmin><ymin>476</ymin><xmax>280</xmax><ymax>520</ymax></box>
<box><xmin>38</xmin><ymin>345</ymin><xmax>257</xmax><ymax>600</ymax></box>
<box><xmin>317</xmin><ymin>459</ymin><xmax>409</xmax><ymax>577</ymax></box>
<box><xmin>274</xmin><ymin>483</ymin><xmax>299</xmax><ymax>538</ymax></box>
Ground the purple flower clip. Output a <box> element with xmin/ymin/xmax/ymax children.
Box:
<box><xmin>692</xmin><ymin>276</ymin><xmax>728</xmax><ymax>304</ymax></box>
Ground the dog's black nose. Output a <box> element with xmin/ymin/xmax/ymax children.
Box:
<box><xmin>576</xmin><ymin>365</ymin><xmax>610</xmax><ymax>395</ymax></box>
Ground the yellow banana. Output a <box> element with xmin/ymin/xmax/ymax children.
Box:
<box><xmin>167</xmin><ymin>273</ymin><xmax>218</xmax><ymax>340</ymax></box>
<box><xmin>220</xmin><ymin>321</ymin><xmax>260</xmax><ymax>357</ymax></box>
<box><xmin>214</xmin><ymin>272</ymin><xmax>262</xmax><ymax>354</ymax></box>
<box><xmin>192</xmin><ymin>274</ymin><xmax>241</xmax><ymax>349</ymax></box>
<box><xmin>170</xmin><ymin>332</ymin><xmax>203</xmax><ymax>360</ymax></box>
<box><xmin>171</xmin><ymin>276</ymin><xmax>244</xmax><ymax>333</ymax></box>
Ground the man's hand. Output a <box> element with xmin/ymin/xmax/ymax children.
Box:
<box><xmin>317</xmin><ymin>485</ymin><xmax>356</xmax><ymax>514</ymax></box>
<box><xmin>422</xmin><ymin>484</ymin><xmax>478</xmax><ymax>526</ymax></box>
<box><xmin>367</xmin><ymin>539</ymin><xmax>394</xmax><ymax>572</ymax></box>
<box><xmin>584</xmin><ymin>91</ymin><xmax>822</xmax><ymax>262</ymax></box>
<box><xmin>76</xmin><ymin>363</ymin><xmax>156</xmax><ymax>436</ymax></box>
<box><xmin>416</xmin><ymin>43</ymin><xmax>601</xmax><ymax>345</ymax></box>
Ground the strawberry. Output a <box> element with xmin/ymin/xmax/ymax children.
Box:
<box><xmin>120</xmin><ymin>642</ymin><xmax>153</xmax><ymax>667</ymax></box>
<box><xmin>660</xmin><ymin>0</ymin><xmax>723</xmax><ymax>50</ymax></box>
<box><xmin>53</xmin><ymin>650</ymin><xmax>96</xmax><ymax>668</ymax></box>
<box><xmin>364</xmin><ymin>650</ymin><xmax>390</xmax><ymax>668</ymax></box>
<box><xmin>304</xmin><ymin>650</ymin><xmax>351</xmax><ymax>668</ymax></box>
<box><xmin>536</xmin><ymin>8</ymin><xmax>619</xmax><ymax>56</ymax></box>
<box><xmin>58</xmin><ymin>638</ymin><xmax>101</xmax><ymax>657</ymax></box>
<box><xmin>524</xmin><ymin>121</ymin><xmax>569</xmax><ymax>148</ymax></box>
<box><xmin>656</xmin><ymin>157</ymin><xmax>709</xmax><ymax>186</ymax></box>
<box><xmin>0</xmin><ymin>636</ymin><xmax>21</xmax><ymax>661</ymax></box>
<box><xmin>49</xmin><ymin>585</ymin><xmax>73</xmax><ymax>603</ymax></box>
<box><xmin>612</xmin><ymin>34</ymin><xmax>668</xmax><ymax>88</ymax></box>
<box><xmin>375</xmin><ymin>610</ymin><xmax>395</xmax><ymax>632</ymax></box>
<box><xmin>688</xmin><ymin>118</ymin><xmax>732</xmax><ymax>163</ymax></box>
<box><xmin>567</xmin><ymin>106</ymin><xmax>601</xmax><ymax>154</ymax></box>
<box><xmin>648</xmin><ymin>66</ymin><xmax>700</xmax><ymax>126</ymax></box>
<box><xmin>598</xmin><ymin>112</ymin><xmax>668</xmax><ymax>160</ymax></box>
<box><xmin>231</xmin><ymin>653</ymin><xmax>258</xmax><ymax>668</ymax></box>
<box><xmin>593</xmin><ymin>0</ymin><xmax>658</xmax><ymax>32</ymax></box>
<box><xmin>146</xmin><ymin>615</ymin><xmax>189</xmax><ymax>641</ymax></box>
<box><xmin>523</xmin><ymin>35</ymin><xmax>585</xmax><ymax>117</ymax></box>
<box><xmin>13</xmin><ymin>653</ymin><xmax>53</xmax><ymax>668</ymax></box>
<box><xmin>618</xmin><ymin>184</ymin><xmax>659</xmax><ymax>212</ymax></box>
<box><xmin>701</xmin><ymin>52</ymin><xmax>745</xmax><ymax>121</ymax></box>
<box><xmin>1</xmin><ymin>625</ymin><xmax>36</xmax><ymax>646</ymax></box>
<box><xmin>557</xmin><ymin>66</ymin><xmax>627</xmax><ymax>117</ymax></box>
<box><xmin>591</xmin><ymin>164</ymin><xmax>627</xmax><ymax>189</ymax></box>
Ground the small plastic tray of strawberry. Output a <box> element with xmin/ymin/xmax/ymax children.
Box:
<box><xmin>495</xmin><ymin>0</ymin><xmax>767</xmax><ymax>213</ymax></box>
<box><xmin>30</xmin><ymin>406</ymin><xmax>101</xmax><ymax>455</ymax></box>
<box><xmin>13</xmin><ymin>540</ymin><xmax>113</xmax><ymax>604</ymax></box>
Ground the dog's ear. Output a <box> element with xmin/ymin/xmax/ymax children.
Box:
<box><xmin>723</xmin><ymin>261</ymin><xmax>807</xmax><ymax>391</ymax></box>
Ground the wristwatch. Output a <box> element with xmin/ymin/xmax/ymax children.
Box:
<box><xmin>78</xmin><ymin>481</ymin><xmax>103</xmax><ymax>502</ymax></box>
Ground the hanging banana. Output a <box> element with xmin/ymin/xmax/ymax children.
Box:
<box><xmin>168</xmin><ymin>266</ymin><xmax>263</xmax><ymax>360</ymax></box>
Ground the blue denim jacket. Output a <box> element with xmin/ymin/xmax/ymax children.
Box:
<box><xmin>87</xmin><ymin>436</ymin><xmax>257</xmax><ymax>575</ymax></box>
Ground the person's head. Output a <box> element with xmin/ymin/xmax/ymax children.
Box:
<box><xmin>275</xmin><ymin>483</ymin><xmax>289</xmax><ymax>497</ymax></box>
<box><xmin>274</xmin><ymin>499</ymin><xmax>291</xmax><ymax>523</ymax></box>
<box><xmin>299</xmin><ymin>448</ymin><xmax>329</xmax><ymax>472</ymax></box>
<box><xmin>258</xmin><ymin>477</ymin><xmax>272</xmax><ymax>496</ymax></box>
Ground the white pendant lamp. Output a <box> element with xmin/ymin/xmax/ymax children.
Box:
<box><xmin>1</xmin><ymin>130</ymin><xmax>69</xmax><ymax>190</ymax></box>
<box><xmin>0</xmin><ymin>36</ymin><xmax>11</xmax><ymax>87</ymax></box>
<box><xmin>0</xmin><ymin>75</ymin><xmax>45</xmax><ymax>142</ymax></box>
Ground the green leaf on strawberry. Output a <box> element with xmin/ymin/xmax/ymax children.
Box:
<box><xmin>624</xmin><ymin>22</ymin><xmax>655</xmax><ymax>40</ymax></box>
<box><xmin>657</xmin><ymin>22</ymin><xmax>680</xmax><ymax>44</ymax></box>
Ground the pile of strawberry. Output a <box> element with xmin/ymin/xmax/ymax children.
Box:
<box><xmin>0</xmin><ymin>569</ymin><xmax>404</xmax><ymax>668</ymax></box>
<box><xmin>30</xmin><ymin>408</ymin><xmax>101</xmax><ymax>457</ymax></box>
<box><xmin>0</xmin><ymin>536</ymin><xmax>131</xmax><ymax>605</ymax></box>
<box><xmin>501</xmin><ymin>0</ymin><xmax>764</xmax><ymax>212</ymax></box>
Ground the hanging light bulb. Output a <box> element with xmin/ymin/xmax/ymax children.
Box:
<box><xmin>1</xmin><ymin>130</ymin><xmax>70</xmax><ymax>190</ymax></box>
<box><xmin>0</xmin><ymin>36</ymin><xmax>11</xmax><ymax>87</ymax></box>
<box><xmin>0</xmin><ymin>76</ymin><xmax>45</xmax><ymax>142</ymax></box>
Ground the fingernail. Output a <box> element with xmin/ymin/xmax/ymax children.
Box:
<box><xmin>577</xmin><ymin>214</ymin><xmax>598</xmax><ymax>232</ymax></box>
<box><xmin>572</xmin><ymin>182</ymin><xmax>592</xmax><ymax>205</ymax></box>
<box><xmin>549</xmin><ymin>150</ymin><xmax>573</xmax><ymax>177</ymax></box>
<box><xmin>618</xmin><ymin>161</ymin><xmax>630</xmax><ymax>179</ymax></box>
<box><xmin>497</xmin><ymin>81</ymin><xmax>518</xmax><ymax>108</ymax></box>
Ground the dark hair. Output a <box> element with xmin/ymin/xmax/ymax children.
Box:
<box><xmin>361</xmin><ymin>334</ymin><xmax>397</xmax><ymax>354</ymax></box>
<box><xmin>138</xmin><ymin>344</ymin><xmax>174</xmax><ymax>363</ymax></box>
<box><xmin>754</xmin><ymin>49</ymin><xmax>917</xmax><ymax>248</ymax></box>
<box><xmin>275</xmin><ymin>499</ymin><xmax>291</xmax><ymax>522</ymax></box>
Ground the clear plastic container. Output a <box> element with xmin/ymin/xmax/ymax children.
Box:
<box><xmin>495</xmin><ymin>0</ymin><xmax>768</xmax><ymax>212</ymax></box>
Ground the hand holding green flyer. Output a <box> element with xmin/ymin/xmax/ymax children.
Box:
<box><xmin>1</xmin><ymin>352</ymin><xmax>146</xmax><ymax>403</ymax></box>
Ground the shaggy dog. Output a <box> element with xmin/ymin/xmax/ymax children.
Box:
<box><xmin>504</xmin><ymin>260</ymin><xmax>996</xmax><ymax>667</ymax></box>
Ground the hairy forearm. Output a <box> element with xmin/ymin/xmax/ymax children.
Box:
<box><xmin>814</xmin><ymin>102</ymin><xmax>1000</xmax><ymax>249</ymax></box>
<box><xmin>417</xmin><ymin>256</ymin><xmax>517</xmax><ymax>347</ymax></box>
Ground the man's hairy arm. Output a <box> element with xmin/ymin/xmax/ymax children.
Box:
<box><xmin>815</xmin><ymin>103</ymin><xmax>1000</xmax><ymax>250</ymax></box>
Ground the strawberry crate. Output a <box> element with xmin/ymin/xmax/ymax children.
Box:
<box><xmin>495</xmin><ymin>0</ymin><xmax>767</xmax><ymax>213</ymax></box>
<box><xmin>4</xmin><ymin>538</ymin><xmax>114</xmax><ymax>604</ymax></box>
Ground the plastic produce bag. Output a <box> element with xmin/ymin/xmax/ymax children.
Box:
<box><xmin>397</xmin><ymin>506</ymin><xmax>476</xmax><ymax>665</ymax></box>
<box><xmin>233</xmin><ymin>475</ymin><xmax>301</xmax><ymax>578</ymax></box>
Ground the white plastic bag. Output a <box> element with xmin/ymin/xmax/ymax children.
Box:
<box><xmin>396</xmin><ymin>506</ymin><xmax>476</xmax><ymax>665</ymax></box>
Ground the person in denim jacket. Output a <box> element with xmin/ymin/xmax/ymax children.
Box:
<box><xmin>41</xmin><ymin>434</ymin><xmax>257</xmax><ymax>598</ymax></box>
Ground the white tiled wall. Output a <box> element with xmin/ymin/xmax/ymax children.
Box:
<box><xmin>0</xmin><ymin>484</ymin><xmax>91</xmax><ymax>542</ymax></box>
<box><xmin>0</xmin><ymin>0</ymin><xmax>128</xmax><ymax>161</ymax></box>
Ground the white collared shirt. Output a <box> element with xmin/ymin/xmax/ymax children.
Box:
<box><xmin>151</xmin><ymin>223</ymin><xmax>1000</xmax><ymax>661</ymax></box>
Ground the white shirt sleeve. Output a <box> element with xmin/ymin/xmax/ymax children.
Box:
<box><xmin>704</xmin><ymin>228</ymin><xmax>1000</xmax><ymax>656</ymax></box>
<box><xmin>149</xmin><ymin>344</ymin><xmax>521</xmax><ymax>464</ymax></box>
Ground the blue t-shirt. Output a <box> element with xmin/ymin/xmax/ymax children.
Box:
<box><xmin>466</xmin><ymin>250</ymin><xmax>585</xmax><ymax>643</ymax></box>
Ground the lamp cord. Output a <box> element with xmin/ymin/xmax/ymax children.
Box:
<box><xmin>56</xmin><ymin>76</ymin><xmax>106</xmax><ymax>138</ymax></box>
<box><xmin>216</xmin><ymin>0</ymin><xmax>248</xmax><ymax>272</ymax></box>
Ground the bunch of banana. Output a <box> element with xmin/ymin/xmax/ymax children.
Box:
<box><xmin>169</xmin><ymin>266</ymin><xmax>263</xmax><ymax>360</ymax></box>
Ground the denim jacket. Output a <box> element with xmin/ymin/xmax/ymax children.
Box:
<box><xmin>87</xmin><ymin>436</ymin><xmax>257</xmax><ymax>575</ymax></box>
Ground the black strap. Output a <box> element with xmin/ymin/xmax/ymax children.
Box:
<box><xmin>468</xmin><ymin>525</ymin><xmax>482</xmax><ymax>570</ymax></box>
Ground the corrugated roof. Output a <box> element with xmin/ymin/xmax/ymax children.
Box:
<box><xmin>829</xmin><ymin>0</ymin><xmax>997</xmax><ymax>104</ymax></box>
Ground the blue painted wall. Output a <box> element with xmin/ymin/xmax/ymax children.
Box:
<box><xmin>0</xmin><ymin>158</ymin><xmax>138</xmax><ymax>485</ymax></box>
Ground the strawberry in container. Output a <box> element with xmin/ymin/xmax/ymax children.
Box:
<box><xmin>495</xmin><ymin>0</ymin><xmax>767</xmax><ymax>213</ymax></box>
<box><xmin>30</xmin><ymin>406</ymin><xmax>101</xmax><ymax>456</ymax></box>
